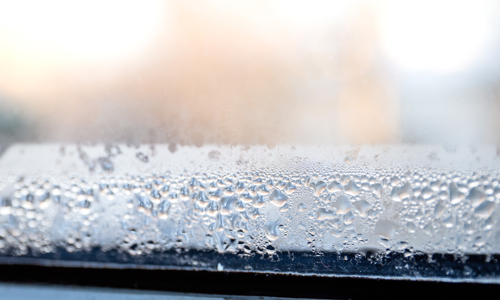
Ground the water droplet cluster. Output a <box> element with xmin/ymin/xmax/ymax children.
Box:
<box><xmin>0</xmin><ymin>144</ymin><xmax>498</xmax><ymax>268</ymax></box>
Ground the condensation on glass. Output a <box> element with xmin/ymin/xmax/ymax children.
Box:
<box><xmin>0</xmin><ymin>0</ymin><xmax>500</xmax><ymax>283</ymax></box>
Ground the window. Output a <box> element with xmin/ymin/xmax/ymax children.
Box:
<box><xmin>0</xmin><ymin>1</ymin><xmax>498</xmax><ymax>298</ymax></box>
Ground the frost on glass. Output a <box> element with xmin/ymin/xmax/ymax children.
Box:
<box><xmin>0</xmin><ymin>144</ymin><xmax>499</xmax><ymax>282</ymax></box>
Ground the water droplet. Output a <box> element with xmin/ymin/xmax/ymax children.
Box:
<box><xmin>310</xmin><ymin>181</ymin><xmax>327</xmax><ymax>196</ymax></box>
<box><xmin>316</xmin><ymin>208</ymin><xmax>336</xmax><ymax>220</ymax></box>
<box><xmin>421</xmin><ymin>186</ymin><xmax>433</xmax><ymax>199</ymax></box>
<box><xmin>207</xmin><ymin>201</ymin><xmax>219</xmax><ymax>216</ymax></box>
<box><xmin>327</xmin><ymin>181</ymin><xmax>342</xmax><ymax>193</ymax></box>
<box><xmin>269</xmin><ymin>189</ymin><xmax>288</xmax><ymax>207</ymax></box>
<box><xmin>158</xmin><ymin>200</ymin><xmax>171</xmax><ymax>219</ymax></box>
<box><xmin>135</xmin><ymin>194</ymin><xmax>153</xmax><ymax>214</ymax></box>
<box><xmin>252</xmin><ymin>195</ymin><xmax>266</xmax><ymax>208</ymax></box>
<box><xmin>391</xmin><ymin>182</ymin><xmax>412</xmax><ymax>202</ymax></box>
<box><xmin>217</xmin><ymin>263</ymin><xmax>224</xmax><ymax>271</ymax></box>
<box><xmin>136</xmin><ymin>152</ymin><xmax>149</xmax><ymax>163</ymax></box>
<box><xmin>257</xmin><ymin>184</ymin><xmax>270</xmax><ymax>195</ymax></box>
<box><xmin>196</xmin><ymin>191</ymin><xmax>210</xmax><ymax>208</ymax></box>
<box><xmin>284</xmin><ymin>182</ymin><xmax>297</xmax><ymax>194</ymax></box>
<box><xmin>221</xmin><ymin>196</ymin><xmax>236</xmax><ymax>215</ymax></box>
<box><xmin>475</xmin><ymin>201</ymin><xmax>495</xmax><ymax>219</ymax></box>
<box><xmin>449</xmin><ymin>182</ymin><xmax>466</xmax><ymax>204</ymax></box>
<box><xmin>265</xmin><ymin>219</ymin><xmax>281</xmax><ymax>241</ymax></box>
<box><xmin>467</xmin><ymin>187</ymin><xmax>485</xmax><ymax>208</ymax></box>
<box><xmin>370</xmin><ymin>183</ymin><xmax>382</xmax><ymax>198</ymax></box>
<box><xmin>235</xmin><ymin>200</ymin><xmax>245</xmax><ymax>212</ymax></box>
<box><xmin>344</xmin><ymin>180</ymin><xmax>361</xmax><ymax>196</ymax></box>
<box><xmin>434</xmin><ymin>200</ymin><xmax>446</xmax><ymax>218</ymax></box>
<box><xmin>332</xmin><ymin>195</ymin><xmax>351</xmax><ymax>214</ymax></box>
<box><xmin>343</xmin><ymin>211</ymin><xmax>354</xmax><ymax>224</ymax></box>
<box><xmin>353</xmin><ymin>200</ymin><xmax>371</xmax><ymax>217</ymax></box>
<box><xmin>0</xmin><ymin>199</ymin><xmax>12</xmax><ymax>215</ymax></box>
<box><xmin>442</xmin><ymin>215</ymin><xmax>455</xmax><ymax>228</ymax></box>
<box><xmin>406</xmin><ymin>222</ymin><xmax>417</xmax><ymax>233</ymax></box>
<box><xmin>98</xmin><ymin>157</ymin><xmax>114</xmax><ymax>172</ymax></box>
<box><xmin>249</xmin><ymin>208</ymin><xmax>261</xmax><ymax>220</ymax></box>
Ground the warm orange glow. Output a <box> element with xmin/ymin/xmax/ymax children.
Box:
<box><xmin>0</xmin><ymin>1</ymin><xmax>497</xmax><ymax>145</ymax></box>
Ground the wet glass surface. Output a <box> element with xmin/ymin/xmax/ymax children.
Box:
<box><xmin>1</xmin><ymin>0</ymin><xmax>500</xmax><ymax>284</ymax></box>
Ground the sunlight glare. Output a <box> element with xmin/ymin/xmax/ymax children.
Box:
<box><xmin>0</xmin><ymin>0</ymin><xmax>165</xmax><ymax>65</ymax></box>
<box><xmin>378</xmin><ymin>0</ymin><xmax>495</xmax><ymax>72</ymax></box>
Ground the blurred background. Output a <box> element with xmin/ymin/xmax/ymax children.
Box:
<box><xmin>0</xmin><ymin>0</ymin><xmax>500</xmax><ymax>146</ymax></box>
